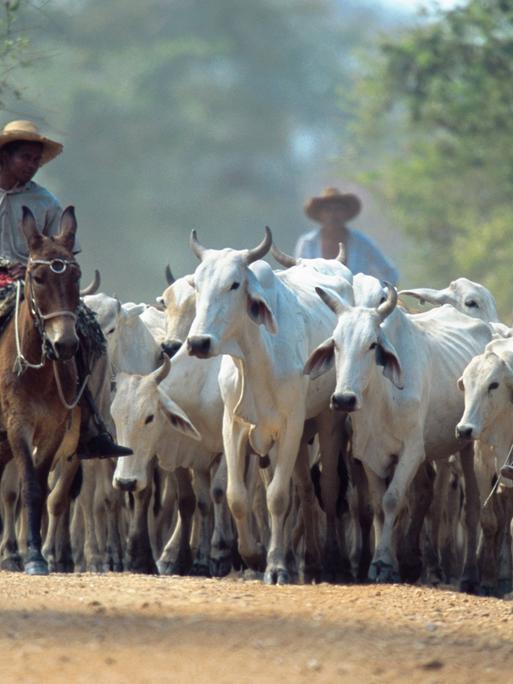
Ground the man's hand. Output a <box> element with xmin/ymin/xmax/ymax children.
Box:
<box><xmin>8</xmin><ymin>263</ymin><xmax>26</xmax><ymax>280</ymax></box>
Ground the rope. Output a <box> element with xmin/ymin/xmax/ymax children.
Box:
<box><xmin>52</xmin><ymin>360</ymin><xmax>90</xmax><ymax>411</ymax></box>
<box><xmin>483</xmin><ymin>441</ymin><xmax>513</xmax><ymax>509</ymax></box>
<box><xmin>13</xmin><ymin>279</ymin><xmax>45</xmax><ymax>374</ymax></box>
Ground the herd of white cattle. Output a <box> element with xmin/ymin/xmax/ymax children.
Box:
<box><xmin>3</xmin><ymin>227</ymin><xmax>513</xmax><ymax>596</ymax></box>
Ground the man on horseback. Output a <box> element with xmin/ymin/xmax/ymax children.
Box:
<box><xmin>0</xmin><ymin>119</ymin><xmax>132</xmax><ymax>460</ymax></box>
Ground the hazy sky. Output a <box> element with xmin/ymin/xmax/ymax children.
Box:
<box><xmin>381</xmin><ymin>0</ymin><xmax>466</xmax><ymax>9</ymax></box>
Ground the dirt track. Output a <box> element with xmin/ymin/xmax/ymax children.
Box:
<box><xmin>0</xmin><ymin>573</ymin><xmax>512</xmax><ymax>683</ymax></box>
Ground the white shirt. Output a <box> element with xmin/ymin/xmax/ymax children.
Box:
<box><xmin>294</xmin><ymin>227</ymin><xmax>398</xmax><ymax>285</ymax></box>
<box><xmin>0</xmin><ymin>180</ymin><xmax>80</xmax><ymax>263</ymax></box>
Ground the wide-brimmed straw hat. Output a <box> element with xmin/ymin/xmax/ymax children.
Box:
<box><xmin>305</xmin><ymin>186</ymin><xmax>362</xmax><ymax>222</ymax></box>
<box><xmin>0</xmin><ymin>120</ymin><xmax>63</xmax><ymax>165</ymax></box>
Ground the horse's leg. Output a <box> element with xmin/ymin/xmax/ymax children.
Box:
<box><xmin>0</xmin><ymin>460</ymin><xmax>22</xmax><ymax>571</ymax></box>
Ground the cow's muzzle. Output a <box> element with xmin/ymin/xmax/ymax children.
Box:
<box><xmin>114</xmin><ymin>478</ymin><xmax>138</xmax><ymax>492</ymax></box>
<box><xmin>331</xmin><ymin>392</ymin><xmax>359</xmax><ymax>412</ymax></box>
<box><xmin>161</xmin><ymin>339</ymin><xmax>183</xmax><ymax>358</ymax></box>
<box><xmin>455</xmin><ymin>424</ymin><xmax>475</xmax><ymax>441</ymax></box>
<box><xmin>187</xmin><ymin>335</ymin><xmax>213</xmax><ymax>358</ymax></box>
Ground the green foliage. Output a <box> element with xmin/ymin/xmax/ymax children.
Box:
<box><xmin>353</xmin><ymin>0</ymin><xmax>513</xmax><ymax>318</ymax></box>
<box><xmin>0</xmin><ymin>0</ymin><xmax>31</xmax><ymax>105</ymax></box>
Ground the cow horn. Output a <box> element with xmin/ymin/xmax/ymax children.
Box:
<box><xmin>245</xmin><ymin>226</ymin><xmax>272</xmax><ymax>264</ymax></box>
<box><xmin>152</xmin><ymin>353</ymin><xmax>171</xmax><ymax>385</ymax></box>
<box><xmin>376</xmin><ymin>282</ymin><xmax>398</xmax><ymax>322</ymax></box>
<box><xmin>315</xmin><ymin>286</ymin><xmax>348</xmax><ymax>316</ymax></box>
<box><xmin>165</xmin><ymin>264</ymin><xmax>175</xmax><ymax>285</ymax></box>
<box><xmin>336</xmin><ymin>242</ymin><xmax>346</xmax><ymax>264</ymax></box>
<box><xmin>80</xmin><ymin>270</ymin><xmax>101</xmax><ymax>296</ymax></box>
<box><xmin>190</xmin><ymin>229</ymin><xmax>207</xmax><ymax>261</ymax></box>
<box><xmin>270</xmin><ymin>242</ymin><xmax>297</xmax><ymax>269</ymax></box>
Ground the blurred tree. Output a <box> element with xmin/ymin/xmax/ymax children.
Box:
<box><xmin>10</xmin><ymin>0</ymin><xmax>390</xmax><ymax>300</ymax></box>
<box><xmin>352</xmin><ymin>0</ymin><xmax>513</xmax><ymax>317</ymax></box>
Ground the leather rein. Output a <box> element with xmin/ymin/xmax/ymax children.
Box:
<box><xmin>13</xmin><ymin>256</ymin><xmax>90</xmax><ymax>410</ymax></box>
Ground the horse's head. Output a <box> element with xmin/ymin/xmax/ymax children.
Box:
<box><xmin>22</xmin><ymin>205</ymin><xmax>81</xmax><ymax>361</ymax></box>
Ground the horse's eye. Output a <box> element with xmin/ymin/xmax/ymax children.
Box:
<box><xmin>33</xmin><ymin>275</ymin><xmax>44</xmax><ymax>285</ymax></box>
<box><xmin>230</xmin><ymin>281</ymin><xmax>240</xmax><ymax>291</ymax></box>
<box><xmin>489</xmin><ymin>381</ymin><xmax>499</xmax><ymax>391</ymax></box>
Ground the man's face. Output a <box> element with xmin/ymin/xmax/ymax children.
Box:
<box><xmin>318</xmin><ymin>202</ymin><xmax>351</xmax><ymax>228</ymax></box>
<box><xmin>3</xmin><ymin>142</ymin><xmax>43</xmax><ymax>186</ymax></box>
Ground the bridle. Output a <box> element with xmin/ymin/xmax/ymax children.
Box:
<box><xmin>13</xmin><ymin>256</ymin><xmax>89</xmax><ymax>410</ymax></box>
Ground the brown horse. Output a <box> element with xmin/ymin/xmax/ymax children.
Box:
<box><xmin>0</xmin><ymin>205</ymin><xmax>83</xmax><ymax>575</ymax></box>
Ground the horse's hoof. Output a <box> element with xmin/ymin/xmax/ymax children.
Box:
<box><xmin>25</xmin><ymin>560</ymin><xmax>49</xmax><ymax>576</ymax></box>
<box><xmin>209</xmin><ymin>555</ymin><xmax>232</xmax><ymax>578</ymax></box>
<box><xmin>264</xmin><ymin>567</ymin><xmax>290</xmax><ymax>585</ymax></box>
<box><xmin>459</xmin><ymin>578</ymin><xmax>479</xmax><ymax>594</ymax></box>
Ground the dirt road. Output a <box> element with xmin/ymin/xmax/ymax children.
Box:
<box><xmin>0</xmin><ymin>572</ymin><xmax>512</xmax><ymax>683</ymax></box>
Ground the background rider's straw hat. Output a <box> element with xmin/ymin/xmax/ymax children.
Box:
<box><xmin>0</xmin><ymin>120</ymin><xmax>63</xmax><ymax>165</ymax></box>
<box><xmin>305</xmin><ymin>186</ymin><xmax>362</xmax><ymax>222</ymax></box>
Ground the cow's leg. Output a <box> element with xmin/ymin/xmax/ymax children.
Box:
<box><xmin>317</xmin><ymin>410</ymin><xmax>352</xmax><ymax>583</ymax></box>
<box><xmin>157</xmin><ymin>467</ymin><xmax>195</xmax><ymax>575</ymax></box>
<box><xmin>80</xmin><ymin>462</ymin><xmax>103</xmax><ymax>572</ymax></box>
<box><xmin>293</xmin><ymin>440</ymin><xmax>322</xmax><ymax>583</ymax></box>
<box><xmin>125</xmin><ymin>483</ymin><xmax>157</xmax><ymax>574</ymax></box>
<box><xmin>496</xmin><ymin>489</ymin><xmax>513</xmax><ymax>596</ymax></box>
<box><xmin>351</xmin><ymin>458</ymin><xmax>373</xmax><ymax>582</ymax></box>
<box><xmin>0</xmin><ymin>461</ymin><xmax>22</xmax><ymax>570</ymax></box>
<box><xmin>225</xmin><ymin>415</ymin><xmax>264</xmax><ymax>572</ymax></box>
<box><xmin>154</xmin><ymin>470</ymin><xmax>177</xmax><ymax>557</ymax></box>
<box><xmin>459</xmin><ymin>443</ymin><xmax>480</xmax><ymax>594</ymax></box>
<box><xmin>399</xmin><ymin>460</ymin><xmax>435</xmax><ymax>583</ymax></box>
<box><xmin>264</xmin><ymin>422</ymin><xmax>304</xmax><ymax>585</ymax></box>
<box><xmin>102</xmin><ymin>461</ymin><xmax>124</xmax><ymax>572</ymax></box>
<box><xmin>474</xmin><ymin>443</ymin><xmax>499</xmax><ymax>595</ymax></box>
<box><xmin>369</xmin><ymin>442</ymin><xmax>424</xmax><ymax>583</ymax></box>
<box><xmin>190</xmin><ymin>468</ymin><xmax>211</xmax><ymax>576</ymax></box>
<box><xmin>209</xmin><ymin>455</ymin><xmax>234</xmax><ymax>577</ymax></box>
<box><xmin>423</xmin><ymin>459</ymin><xmax>451</xmax><ymax>585</ymax></box>
<box><xmin>10</xmin><ymin>432</ymin><xmax>48</xmax><ymax>575</ymax></box>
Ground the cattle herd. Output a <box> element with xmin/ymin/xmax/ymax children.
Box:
<box><xmin>3</xmin><ymin>225</ymin><xmax>513</xmax><ymax>598</ymax></box>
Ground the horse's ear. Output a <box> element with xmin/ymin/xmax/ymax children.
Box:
<box><xmin>56</xmin><ymin>206</ymin><xmax>77</xmax><ymax>252</ymax></box>
<box><xmin>21</xmin><ymin>206</ymin><xmax>43</xmax><ymax>251</ymax></box>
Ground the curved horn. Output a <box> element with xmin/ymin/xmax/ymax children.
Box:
<box><xmin>152</xmin><ymin>353</ymin><xmax>171</xmax><ymax>385</ymax></box>
<box><xmin>336</xmin><ymin>242</ymin><xmax>346</xmax><ymax>264</ymax></box>
<box><xmin>398</xmin><ymin>287</ymin><xmax>451</xmax><ymax>306</ymax></box>
<box><xmin>80</xmin><ymin>270</ymin><xmax>101</xmax><ymax>296</ymax></box>
<box><xmin>245</xmin><ymin>226</ymin><xmax>272</xmax><ymax>264</ymax></box>
<box><xmin>190</xmin><ymin>229</ymin><xmax>207</xmax><ymax>261</ymax></box>
<box><xmin>376</xmin><ymin>282</ymin><xmax>398</xmax><ymax>322</ymax></box>
<box><xmin>315</xmin><ymin>286</ymin><xmax>349</xmax><ymax>317</ymax></box>
<box><xmin>270</xmin><ymin>242</ymin><xmax>297</xmax><ymax>269</ymax></box>
<box><xmin>165</xmin><ymin>264</ymin><xmax>175</xmax><ymax>285</ymax></box>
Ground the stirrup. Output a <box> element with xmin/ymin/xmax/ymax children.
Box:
<box><xmin>79</xmin><ymin>432</ymin><xmax>133</xmax><ymax>460</ymax></box>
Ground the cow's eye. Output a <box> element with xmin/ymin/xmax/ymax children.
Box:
<box><xmin>144</xmin><ymin>414</ymin><xmax>154</xmax><ymax>424</ymax></box>
<box><xmin>369</xmin><ymin>342</ymin><xmax>377</xmax><ymax>350</ymax></box>
<box><xmin>106</xmin><ymin>327</ymin><xmax>116</xmax><ymax>335</ymax></box>
<box><xmin>465</xmin><ymin>299</ymin><xmax>478</xmax><ymax>308</ymax></box>
<box><xmin>489</xmin><ymin>381</ymin><xmax>499</xmax><ymax>391</ymax></box>
<box><xmin>230</xmin><ymin>281</ymin><xmax>240</xmax><ymax>291</ymax></box>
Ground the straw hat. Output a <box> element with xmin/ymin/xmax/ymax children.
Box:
<box><xmin>305</xmin><ymin>186</ymin><xmax>362</xmax><ymax>222</ymax></box>
<box><xmin>0</xmin><ymin>120</ymin><xmax>63</xmax><ymax>165</ymax></box>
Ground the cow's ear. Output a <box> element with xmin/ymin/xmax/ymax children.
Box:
<box><xmin>304</xmin><ymin>338</ymin><xmax>335</xmax><ymax>380</ymax></box>
<box><xmin>157</xmin><ymin>387</ymin><xmax>201</xmax><ymax>440</ymax></box>
<box><xmin>376</xmin><ymin>333</ymin><xmax>403</xmax><ymax>389</ymax></box>
<box><xmin>21</xmin><ymin>206</ymin><xmax>43</xmax><ymax>251</ymax></box>
<box><xmin>246</xmin><ymin>270</ymin><xmax>277</xmax><ymax>334</ymax></box>
<box><xmin>457</xmin><ymin>376</ymin><xmax>464</xmax><ymax>392</ymax></box>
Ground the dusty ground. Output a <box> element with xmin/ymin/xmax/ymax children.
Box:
<box><xmin>0</xmin><ymin>573</ymin><xmax>512</xmax><ymax>684</ymax></box>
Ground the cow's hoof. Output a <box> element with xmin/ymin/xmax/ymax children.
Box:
<box><xmin>25</xmin><ymin>560</ymin><xmax>49</xmax><ymax>576</ymax></box>
<box><xmin>85</xmin><ymin>563</ymin><xmax>105</xmax><ymax>573</ymax></box>
<box><xmin>209</xmin><ymin>555</ymin><xmax>232</xmax><ymax>578</ymax></box>
<box><xmin>497</xmin><ymin>578</ymin><xmax>512</xmax><ymax>597</ymax></box>
<box><xmin>264</xmin><ymin>567</ymin><xmax>290</xmax><ymax>585</ymax></box>
<box><xmin>459</xmin><ymin>577</ymin><xmax>479</xmax><ymax>594</ymax></box>
<box><xmin>127</xmin><ymin>559</ymin><xmax>158</xmax><ymax>575</ymax></box>
<box><xmin>111</xmin><ymin>561</ymin><xmax>124</xmax><ymax>573</ymax></box>
<box><xmin>53</xmin><ymin>561</ymin><xmax>75</xmax><ymax>574</ymax></box>
<box><xmin>157</xmin><ymin>558</ymin><xmax>189</xmax><ymax>576</ymax></box>
<box><xmin>399</xmin><ymin>556</ymin><xmax>423</xmax><ymax>584</ymax></box>
<box><xmin>190</xmin><ymin>561</ymin><xmax>210</xmax><ymax>577</ymax></box>
<box><xmin>303</xmin><ymin>564</ymin><xmax>322</xmax><ymax>585</ymax></box>
<box><xmin>243</xmin><ymin>551</ymin><xmax>266</xmax><ymax>573</ymax></box>
<box><xmin>478</xmin><ymin>584</ymin><xmax>495</xmax><ymax>597</ymax></box>
<box><xmin>369</xmin><ymin>561</ymin><xmax>399</xmax><ymax>583</ymax></box>
<box><xmin>1</xmin><ymin>556</ymin><xmax>23</xmax><ymax>572</ymax></box>
<box><xmin>321</xmin><ymin>566</ymin><xmax>353</xmax><ymax>584</ymax></box>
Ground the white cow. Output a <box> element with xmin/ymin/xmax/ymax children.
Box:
<box><xmin>304</xmin><ymin>281</ymin><xmax>492</xmax><ymax>583</ymax></box>
<box><xmin>456</xmin><ymin>337</ymin><xmax>513</xmax><ymax>595</ymax></box>
<box><xmin>185</xmin><ymin>227</ymin><xmax>354</xmax><ymax>584</ymax></box>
